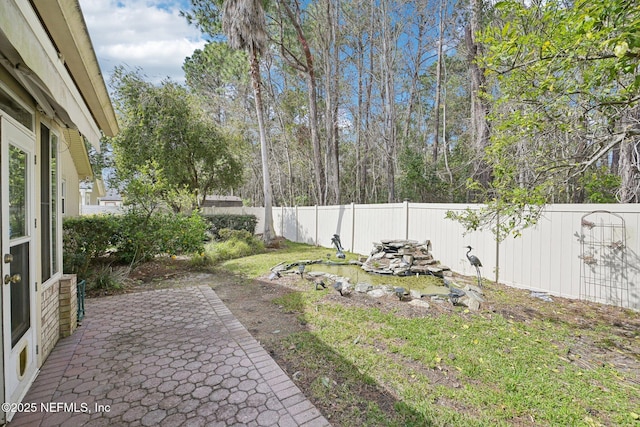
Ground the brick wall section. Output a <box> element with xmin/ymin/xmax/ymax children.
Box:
<box><xmin>59</xmin><ymin>274</ymin><xmax>78</xmax><ymax>338</ymax></box>
<box><xmin>40</xmin><ymin>281</ymin><xmax>60</xmax><ymax>361</ymax></box>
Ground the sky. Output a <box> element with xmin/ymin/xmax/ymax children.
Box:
<box><xmin>79</xmin><ymin>0</ymin><xmax>207</xmax><ymax>86</ymax></box>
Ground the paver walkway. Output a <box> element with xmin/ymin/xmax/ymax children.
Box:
<box><xmin>9</xmin><ymin>286</ymin><xmax>330</xmax><ymax>427</ymax></box>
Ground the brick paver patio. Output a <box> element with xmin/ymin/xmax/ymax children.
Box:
<box><xmin>9</xmin><ymin>286</ymin><xmax>330</xmax><ymax>427</ymax></box>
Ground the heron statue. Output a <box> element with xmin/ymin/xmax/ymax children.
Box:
<box><xmin>465</xmin><ymin>246</ymin><xmax>483</xmax><ymax>287</ymax></box>
<box><xmin>331</xmin><ymin>234</ymin><xmax>346</xmax><ymax>259</ymax></box>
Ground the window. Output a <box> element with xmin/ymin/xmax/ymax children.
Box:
<box><xmin>40</xmin><ymin>124</ymin><xmax>59</xmax><ymax>282</ymax></box>
<box><xmin>51</xmin><ymin>133</ymin><xmax>58</xmax><ymax>274</ymax></box>
<box><xmin>0</xmin><ymin>84</ymin><xmax>33</xmax><ymax>131</ymax></box>
<box><xmin>61</xmin><ymin>180</ymin><xmax>66</xmax><ymax>215</ymax></box>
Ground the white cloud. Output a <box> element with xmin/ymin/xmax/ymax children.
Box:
<box><xmin>79</xmin><ymin>0</ymin><xmax>206</xmax><ymax>84</ymax></box>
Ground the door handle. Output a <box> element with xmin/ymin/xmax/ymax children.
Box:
<box><xmin>4</xmin><ymin>274</ymin><xmax>21</xmax><ymax>285</ymax></box>
<box><xmin>3</xmin><ymin>254</ymin><xmax>12</xmax><ymax>264</ymax></box>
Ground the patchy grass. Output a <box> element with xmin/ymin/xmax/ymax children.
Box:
<box><xmin>220</xmin><ymin>240</ymin><xmax>361</xmax><ymax>278</ymax></box>
<box><xmin>272</xmin><ymin>291</ymin><xmax>637</xmax><ymax>426</ymax></box>
<box><xmin>216</xmin><ymin>242</ymin><xmax>640</xmax><ymax>427</ymax></box>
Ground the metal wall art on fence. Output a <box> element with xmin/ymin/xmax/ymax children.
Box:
<box><xmin>579</xmin><ymin>210</ymin><xmax>629</xmax><ymax>307</ymax></box>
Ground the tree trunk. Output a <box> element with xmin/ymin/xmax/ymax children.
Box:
<box><xmin>432</xmin><ymin>0</ymin><xmax>445</xmax><ymax>163</ymax></box>
<box><xmin>380</xmin><ymin>0</ymin><xmax>397</xmax><ymax>203</ymax></box>
<box><xmin>304</xmin><ymin>72</ymin><xmax>325</xmax><ymax>205</ymax></box>
<box><xmin>279</xmin><ymin>1</ymin><xmax>325</xmax><ymax>205</ymax></box>
<box><xmin>618</xmin><ymin>107</ymin><xmax>640</xmax><ymax>203</ymax></box>
<box><xmin>465</xmin><ymin>0</ymin><xmax>491</xmax><ymax>189</ymax></box>
<box><xmin>322</xmin><ymin>0</ymin><xmax>341</xmax><ymax>205</ymax></box>
<box><xmin>618</xmin><ymin>137</ymin><xmax>639</xmax><ymax>203</ymax></box>
<box><xmin>250</xmin><ymin>48</ymin><xmax>274</xmax><ymax>243</ymax></box>
<box><xmin>331</xmin><ymin>0</ymin><xmax>341</xmax><ymax>205</ymax></box>
<box><xmin>441</xmin><ymin>54</ymin><xmax>454</xmax><ymax>200</ymax></box>
<box><xmin>355</xmin><ymin>37</ymin><xmax>365</xmax><ymax>203</ymax></box>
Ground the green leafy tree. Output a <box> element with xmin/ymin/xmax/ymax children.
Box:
<box><xmin>450</xmin><ymin>0</ymin><xmax>640</xmax><ymax>239</ymax></box>
<box><xmin>184</xmin><ymin>41</ymin><xmax>251</xmax><ymax>125</ymax></box>
<box><xmin>121</xmin><ymin>160</ymin><xmax>196</xmax><ymax>216</ymax></box>
<box><xmin>109</xmin><ymin>67</ymin><xmax>243</xmax><ymax>212</ymax></box>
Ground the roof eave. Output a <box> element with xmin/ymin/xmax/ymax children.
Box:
<box><xmin>32</xmin><ymin>0</ymin><xmax>118</xmax><ymax>137</ymax></box>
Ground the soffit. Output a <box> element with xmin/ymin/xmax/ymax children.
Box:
<box><xmin>63</xmin><ymin>127</ymin><xmax>93</xmax><ymax>180</ymax></box>
<box><xmin>32</xmin><ymin>0</ymin><xmax>118</xmax><ymax>137</ymax></box>
<box><xmin>0</xmin><ymin>1</ymin><xmax>117</xmax><ymax>151</ymax></box>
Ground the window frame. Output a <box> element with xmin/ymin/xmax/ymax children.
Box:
<box><xmin>40</xmin><ymin>123</ymin><xmax>61</xmax><ymax>286</ymax></box>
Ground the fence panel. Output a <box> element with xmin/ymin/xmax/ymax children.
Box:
<box><xmin>315</xmin><ymin>205</ymin><xmax>354</xmax><ymax>251</ymax></box>
<box><xmin>275</xmin><ymin>206</ymin><xmax>297</xmax><ymax>242</ymax></box>
<box><xmin>352</xmin><ymin>203</ymin><xmax>407</xmax><ymax>255</ymax></box>
<box><xmin>406</xmin><ymin>204</ymin><xmax>495</xmax><ymax>280</ymax></box>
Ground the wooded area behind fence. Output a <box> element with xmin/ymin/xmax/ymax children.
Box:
<box><xmin>203</xmin><ymin>203</ymin><xmax>639</xmax><ymax>311</ymax></box>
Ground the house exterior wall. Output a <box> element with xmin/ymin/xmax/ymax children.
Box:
<box><xmin>0</xmin><ymin>0</ymin><xmax>117</xmax><ymax>410</ymax></box>
<box><xmin>89</xmin><ymin>190</ymin><xmax>101</xmax><ymax>205</ymax></box>
<box><xmin>0</xmin><ymin>1</ymin><xmax>103</xmax><ymax>145</ymax></box>
<box><xmin>59</xmin><ymin>275</ymin><xmax>78</xmax><ymax>338</ymax></box>
<box><xmin>37</xmin><ymin>113</ymin><xmax>73</xmax><ymax>365</ymax></box>
<box><xmin>60</xmin><ymin>143</ymin><xmax>81</xmax><ymax>218</ymax></box>
<box><xmin>0</xmin><ymin>67</ymin><xmax>33</xmax><ymax>111</ymax></box>
<box><xmin>40</xmin><ymin>281</ymin><xmax>60</xmax><ymax>361</ymax></box>
<box><xmin>1</xmin><ymin>69</ymin><xmax>82</xmax><ymax>369</ymax></box>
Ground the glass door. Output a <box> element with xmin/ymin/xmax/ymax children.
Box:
<box><xmin>1</xmin><ymin>116</ymin><xmax>37</xmax><ymax>410</ymax></box>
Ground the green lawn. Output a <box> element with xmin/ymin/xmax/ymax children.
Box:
<box><xmin>218</xmin><ymin>241</ymin><xmax>640</xmax><ymax>426</ymax></box>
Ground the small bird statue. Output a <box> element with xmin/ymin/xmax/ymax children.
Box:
<box><xmin>297</xmin><ymin>263</ymin><xmax>305</xmax><ymax>279</ymax></box>
<box><xmin>465</xmin><ymin>246</ymin><xmax>483</xmax><ymax>287</ymax></box>
<box><xmin>448</xmin><ymin>286</ymin><xmax>466</xmax><ymax>305</ymax></box>
<box><xmin>268</xmin><ymin>271</ymin><xmax>281</xmax><ymax>281</ymax></box>
<box><xmin>394</xmin><ymin>287</ymin><xmax>409</xmax><ymax>301</ymax></box>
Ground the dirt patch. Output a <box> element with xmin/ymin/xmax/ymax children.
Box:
<box><xmin>87</xmin><ymin>257</ymin><xmax>640</xmax><ymax>425</ymax></box>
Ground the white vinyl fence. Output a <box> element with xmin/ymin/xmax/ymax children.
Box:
<box><xmin>80</xmin><ymin>205</ymin><xmax>124</xmax><ymax>215</ymax></box>
<box><xmin>207</xmin><ymin>203</ymin><xmax>639</xmax><ymax>311</ymax></box>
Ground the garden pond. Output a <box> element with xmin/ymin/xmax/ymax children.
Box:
<box><xmin>298</xmin><ymin>262</ymin><xmax>450</xmax><ymax>296</ymax></box>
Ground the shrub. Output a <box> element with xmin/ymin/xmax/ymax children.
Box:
<box><xmin>202</xmin><ymin>214</ymin><xmax>257</xmax><ymax>239</ymax></box>
<box><xmin>64</xmin><ymin>211</ymin><xmax>208</xmax><ymax>276</ymax></box>
<box><xmin>88</xmin><ymin>263</ymin><xmax>127</xmax><ymax>291</ymax></box>
<box><xmin>113</xmin><ymin>210</ymin><xmax>207</xmax><ymax>265</ymax></box>
<box><xmin>63</xmin><ymin>215</ymin><xmax>119</xmax><ymax>279</ymax></box>
<box><xmin>205</xmin><ymin>227</ymin><xmax>265</xmax><ymax>263</ymax></box>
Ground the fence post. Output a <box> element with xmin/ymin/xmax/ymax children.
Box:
<box><xmin>294</xmin><ymin>205</ymin><xmax>298</xmax><ymax>242</ymax></box>
<box><xmin>404</xmin><ymin>200</ymin><xmax>410</xmax><ymax>240</ymax></box>
<box><xmin>315</xmin><ymin>205</ymin><xmax>319</xmax><ymax>246</ymax></box>
<box><xmin>351</xmin><ymin>203</ymin><xmax>356</xmax><ymax>253</ymax></box>
<box><xmin>495</xmin><ymin>208</ymin><xmax>500</xmax><ymax>285</ymax></box>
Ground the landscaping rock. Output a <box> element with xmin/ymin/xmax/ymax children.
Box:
<box><xmin>409</xmin><ymin>299</ymin><xmax>430</xmax><ymax>309</ymax></box>
<box><xmin>464</xmin><ymin>284</ymin><xmax>483</xmax><ymax>295</ymax></box>
<box><xmin>367</xmin><ymin>288</ymin><xmax>387</xmax><ymax>298</ymax></box>
<box><xmin>410</xmin><ymin>289</ymin><xmax>423</xmax><ymax>299</ymax></box>
<box><xmin>459</xmin><ymin>296</ymin><xmax>480</xmax><ymax>311</ymax></box>
<box><xmin>362</xmin><ymin>239</ymin><xmax>451</xmax><ymax>277</ymax></box>
<box><xmin>306</xmin><ymin>271</ymin><xmax>325</xmax><ymax>278</ymax></box>
<box><xmin>355</xmin><ymin>283</ymin><xmax>373</xmax><ymax>293</ymax></box>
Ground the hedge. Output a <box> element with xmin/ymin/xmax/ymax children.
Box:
<box><xmin>202</xmin><ymin>214</ymin><xmax>257</xmax><ymax>239</ymax></box>
<box><xmin>63</xmin><ymin>211</ymin><xmax>208</xmax><ymax>275</ymax></box>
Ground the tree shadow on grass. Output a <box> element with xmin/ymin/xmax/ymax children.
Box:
<box><xmin>247</xmin><ymin>282</ymin><xmax>442</xmax><ymax>427</ymax></box>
